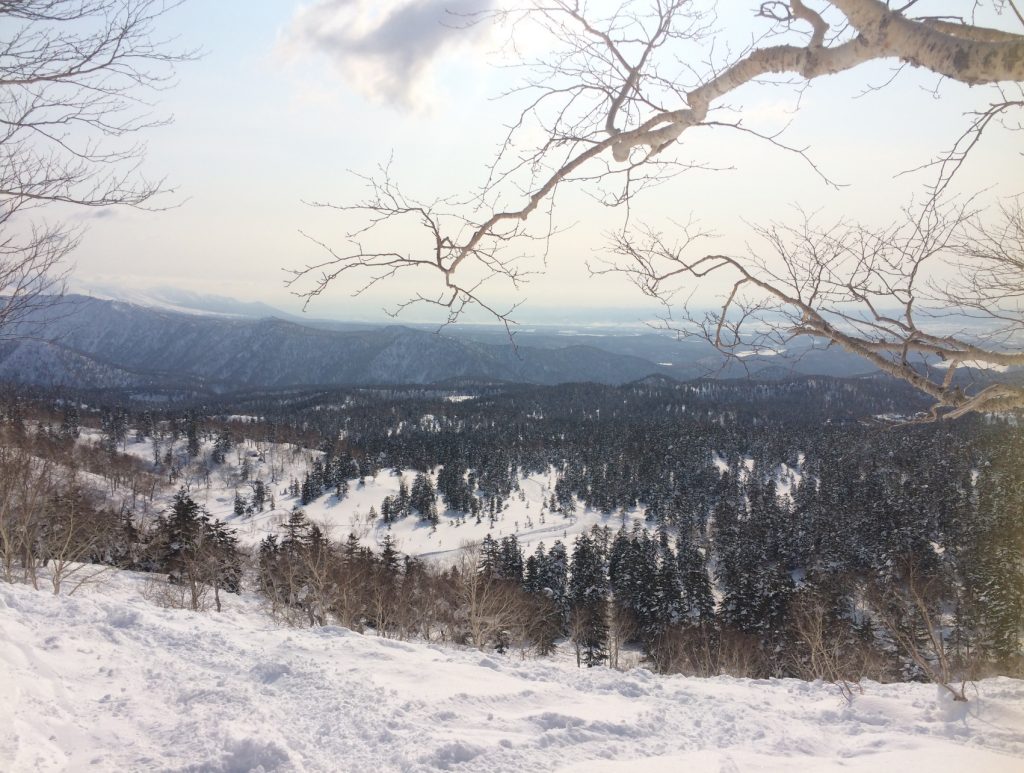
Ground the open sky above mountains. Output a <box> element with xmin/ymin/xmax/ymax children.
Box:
<box><xmin>67</xmin><ymin>0</ymin><xmax>1024</xmax><ymax>325</ymax></box>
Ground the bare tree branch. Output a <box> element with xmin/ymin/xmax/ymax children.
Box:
<box><xmin>1</xmin><ymin>0</ymin><xmax>194</xmax><ymax>333</ymax></box>
<box><xmin>292</xmin><ymin>1</ymin><xmax>1024</xmax><ymax>417</ymax></box>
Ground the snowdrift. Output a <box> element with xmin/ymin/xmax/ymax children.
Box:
<box><xmin>2</xmin><ymin>571</ymin><xmax>1023</xmax><ymax>772</ymax></box>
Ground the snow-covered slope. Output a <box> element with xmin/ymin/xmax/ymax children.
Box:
<box><xmin>236</xmin><ymin>469</ymin><xmax>649</xmax><ymax>560</ymax></box>
<box><xmin>2</xmin><ymin>574</ymin><xmax>1023</xmax><ymax>772</ymax></box>
<box><xmin>74</xmin><ymin>283</ymin><xmax>292</xmax><ymax>320</ymax></box>
<box><xmin>90</xmin><ymin>430</ymin><xmax>651</xmax><ymax>559</ymax></box>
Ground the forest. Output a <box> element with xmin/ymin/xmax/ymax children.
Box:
<box><xmin>1</xmin><ymin>374</ymin><xmax>1020</xmax><ymax>701</ymax></box>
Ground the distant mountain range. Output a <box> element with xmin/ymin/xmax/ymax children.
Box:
<box><xmin>0</xmin><ymin>293</ymin><xmax>891</xmax><ymax>391</ymax></box>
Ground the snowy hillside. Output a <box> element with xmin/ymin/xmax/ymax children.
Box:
<box><xmin>3</xmin><ymin>573</ymin><xmax>1023</xmax><ymax>772</ymax></box>
<box><xmin>238</xmin><ymin>468</ymin><xmax>647</xmax><ymax>560</ymax></box>
<box><xmin>83</xmin><ymin>428</ymin><xmax>655</xmax><ymax>561</ymax></box>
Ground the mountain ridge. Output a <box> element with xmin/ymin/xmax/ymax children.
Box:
<box><xmin>2</xmin><ymin>295</ymin><xmax>685</xmax><ymax>389</ymax></box>
<box><xmin>6</xmin><ymin>292</ymin><xmax>978</xmax><ymax>391</ymax></box>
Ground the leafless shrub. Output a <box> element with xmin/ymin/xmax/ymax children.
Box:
<box><xmin>141</xmin><ymin>572</ymin><xmax>210</xmax><ymax>612</ymax></box>
<box><xmin>868</xmin><ymin>557</ymin><xmax>974</xmax><ymax>701</ymax></box>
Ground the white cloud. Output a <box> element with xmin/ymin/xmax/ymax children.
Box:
<box><xmin>284</xmin><ymin>0</ymin><xmax>496</xmax><ymax>110</ymax></box>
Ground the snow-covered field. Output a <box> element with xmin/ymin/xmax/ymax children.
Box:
<box><xmin>88</xmin><ymin>429</ymin><xmax>654</xmax><ymax>561</ymax></box>
<box><xmin>2</xmin><ymin>573</ymin><xmax>1023</xmax><ymax>772</ymax></box>
<box><xmin>277</xmin><ymin>470</ymin><xmax>650</xmax><ymax>561</ymax></box>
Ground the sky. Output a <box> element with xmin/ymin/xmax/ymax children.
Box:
<box><xmin>60</xmin><ymin>0</ymin><xmax>1024</xmax><ymax>325</ymax></box>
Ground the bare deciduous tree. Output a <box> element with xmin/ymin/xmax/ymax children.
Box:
<box><xmin>291</xmin><ymin>1</ymin><xmax>1024</xmax><ymax>418</ymax></box>
<box><xmin>601</xmin><ymin>199</ymin><xmax>1024</xmax><ymax>418</ymax></box>
<box><xmin>455</xmin><ymin>541</ymin><xmax>533</xmax><ymax>650</ymax></box>
<box><xmin>39</xmin><ymin>485</ymin><xmax>116</xmax><ymax>595</ymax></box>
<box><xmin>0</xmin><ymin>442</ymin><xmax>63</xmax><ymax>585</ymax></box>
<box><xmin>868</xmin><ymin>556</ymin><xmax>974</xmax><ymax>701</ymax></box>
<box><xmin>0</xmin><ymin>0</ymin><xmax>191</xmax><ymax>335</ymax></box>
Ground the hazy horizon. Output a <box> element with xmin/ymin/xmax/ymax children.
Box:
<box><xmin>56</xmin><ymin>1</ymin><xmax>1024</xmax><ymax>328</ymax></box>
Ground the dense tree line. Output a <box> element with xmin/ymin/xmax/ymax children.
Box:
<box><xmin>1</xmin><ymin>376</ymin><xmax>1021</xmax><ymax>694</ymax></box>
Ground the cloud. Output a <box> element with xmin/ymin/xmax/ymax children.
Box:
<box><xmin>284</xmin><ymin>0</ymin><xmax>497</xmax><ymax>110</ymax></box>
<box><xmin>69</xmin><ymin>207</ymin><xmax>119</xmax><ymax>222</ymax></box>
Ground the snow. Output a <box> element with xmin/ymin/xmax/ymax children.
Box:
<box><xmin>74</xmin><ymin>284</ymin><xmax>245</xmax><ymax>319</ymax></box>
<box><xmin>32</xmin><ymin>431</ymin><xmax>1017</xmax><ymax>768</ymax></box>
<box><xmin>735</xmin><ymin>348</ymin><xmax>785</xmax><ymax>358</ymax></box>
<box><xmin>69</xmin><ymin>431</ymin><xmax>796</xmax><ymax>568</ymax></box>
<box><xmin>711</xmin><ymin>452</ymin><xmax>729</xmax><ymax>475</ymax></box>
<box><xmin>932</xmin><ymin>360</ymin><xmax>1009</xmax><ymax>373</ymax></box>
<box><xmin>70</xmin><ymin>428</ymin><xmax>649</xmax><ymax>560</ymax></box>
<box><xmin>243</xmin><ymin>469</ymin><xmax>648</xmax><ymax>561</ymax></box>
<box><xmin>2</xmin><ymin>574</ymin><xmax>1023</xmax><ymax>772</ymax></box>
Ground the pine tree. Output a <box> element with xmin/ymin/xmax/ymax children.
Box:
<box><xmin>569</xmin><ymin>533</ymin><xmax>609</xmax><ymax>667</ymax></box>
<box><xmin>335</xmin><ymin>476</ymin><xmax>349</xmax><ymax>500</ymax></box>
<box><xmin>100</xmin><ymin>406</ymin><xmax>128</xmax><ymax>452</ymax></box>
<box><xmin>437</xmin><ymin>462</ymin><xmax>471</xmax><ymax>513</ymax></box>
<box><xmin>160</xmin><ymin>488</ymin><xmax>207</xmax><ymax>584</ymax></box>
<box><xmin>257</xmin><ymin>535</ymin><xmax>281</xmax><ymax>598</ymax></box>
<box><xmin>677</xmin><ymin>539</ymin><xmax>715</xmax><ymax>627</ymax></box>
<box><xmin>497</xmin><ymin>535</ymin><xmax>524</xmax><ymax>584</ymax></box>
<box><xmin>208</xmin><ymin>519</ymin><xmax>242</xmax><ymax>605</ymax></box>
<box><xmin>379</xmin><ymin>534</ymin><xmax>401</xmax><ymax>576</ymax></box>
<box><xmin>282</xmin><ymin>509</ymin><xmax>311</xmax><ymax>548</ymax></box>
<box><xmin>211</xmin><ymin>431</ymin><xmax>232</xmax><ymax>464</ymax></box>
<box><xmin>251</xmin><ymin>480</ymin><xmax>267</xmax><ymax>512</ymax></box>
<box><xmin>155</xmin><ymin>489</ymin><xmax>240</xmax><ymax>611</ymax></box>
<box><xmin>410</xmin><ymin>472</ymin><xmax>438</xmax><ymax>524</ymax></box>
<box><xmin>555</xmin><ymin>476</ymin><xmax>576</xmax><ymax>515</ymax></box>
<box><xmin>60</xmin><ymin>403</ymin><xmax>80</xmax><ymax>440</ymax></box>
<box><xmin>300</xmin><ymin>473</ymin><xmax>316</xmax><ymax>506</ymax></box>
<box><xmin>654</xmin><ymin>527</ymin><xmax>683</xmax><ymax>630</ymax></box>
<box><xmin>185</xmin><ymin>413</ymin><xmax>200</xmax><ymax>457</ymax></box>
<box><xmin>397</xmin><ymin>477</ymin><xmax>411</xmax><ymax>519</ymax></box>
<box><xmin>524</xmin><ymin>545</ymin><xmax>544</xmax><ymax>594</ymax></box>
<box><xmin>380</xmin><ymin>495</ymin><xmax>395</xmax><ymax>524</ymax></box>
<box><xmin>479</xmin><ymin>534</ymin><xmax>500</xmax><ymax>577</ymax></box>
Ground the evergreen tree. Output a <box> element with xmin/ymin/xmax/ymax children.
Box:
<box><xmin>437</xmin><ymin>462</ymin><xmax>471</xmax><ymax>513</ymax></box>
<box><xmin>209</xmin><ymin>520</ymin><xmax>242</xmax><ymax>596</ymax></box>
<box><xmin>100</xmin><ymin>406</ymin><xmax>128</xmax><ymax>452</ymax></box>
<box><xmin>60</xmin><ymin>403</ymin><xmax>81</xmax><ymax>440</ymax></box>
<box><xmin>380</xmin><ymin>495</ymin><xmax>396</xmax><ymax>524</ymax></box>
<box><xmin>379</xmin><ymin>534</ymin><xmax>401</xmax><ymax>576</ymax></box>
<box><xmin>154</xmin><ymin>489</ymin><xmax>240</xmax><ymax>611</ymax></box>
<box><xmin>410</xmin><ymin>472</ymin><xmax>438</xmax><ymax>524</ymax></box>
<box><xmin>654</xmin><ymin>528</ymin><xmax>683</xmax><ymax>630</ymax></box>
<box><xmin>555</xmin><ymin>476</ymin><xmax>576</xmax><ymax>515</ymax></box>
<box><xmin>497</xmin><ymin>535</ymin><xmax>524</xmax><ymax>584</ymax></box>
<box><xmin>396</xmin><ymin>477</ymin><xmax>411</xmax><ymax>519</ymax></box>
<box><xmin>160</xmin><ymin>488</ymin><xmax>207</xmax><ymax>584</ymax></box>
<box><xmin>335</xmin><ymin>476</ymin><xmax>349</xmax><ymax>500</ymax></box>
<box><xmin>569</xmin><ymin>533</ymin><xmax>609</xmax><ymax>667</ymax></box>
<box><xmin>677</xmin><ymin>539</ymin><xmax>715</xmax><ymax>626</ymax></box>
<box><xmin>211</xmin><ymin>431</ymin><xmax>233</xmax><ymax>464</ymax></box>
<box><xmin>300</xmin><ymin>473</ymin><xmax>316</xmax><ymax>506</ymax></box>
<box><xmin>479</xmin><ymin>534</ymin><xmax>500</xmax><ymax>577</ymax></box>
<box><xmin>250</xmin><ymin>480</ymin><xmax>267</xmax><ymax>512</ymax></box>
<box><xmin>185</xmin><ymin>413</ymin><xmax>201</xmax><ymax>457</ymax></box>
